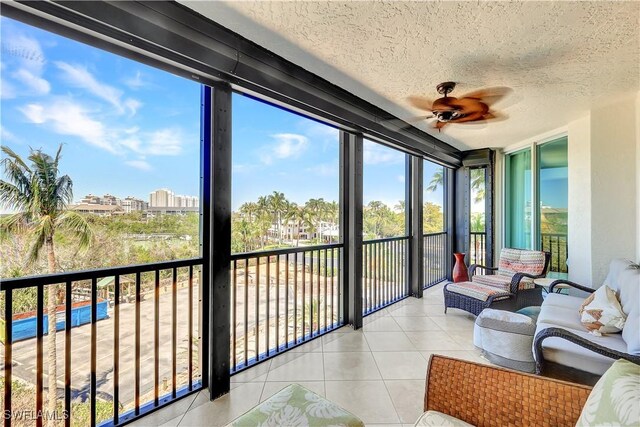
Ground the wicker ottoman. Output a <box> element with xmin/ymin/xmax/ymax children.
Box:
<box><xmin>473</xmin><ymin>309</ymin><xmax>537</xmax><ymax>373</ymax></box>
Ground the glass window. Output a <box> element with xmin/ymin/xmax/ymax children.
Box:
<box><xmin>423</xmin><ymin>161</ymin><xmax>445</xmax><ymax>233</ymax></box>
<box><xmin>0</xmin><ymin>16</ymin><xmax>202</xmax><ymax>425</ymax></box>
<box><xmin>537</xmin><ymin>137</ymin><xmax>568</xmax><ymax>273</ymax></box>
<box><xmin>505</xmin><ymin>148</ymin><xmax>532</xmax><ymax>249</ymax></box>
<box><xmin>231</xmin><ymin>93</ymin><xmax>340</xmax><ymax>253</ymax></box>
<box><xmin>362</xmin><ymin>140</ymin><xmax>407</xmax><ymax>239</ymax></box>
<box><xmin>0</xmin><ymin>16</ymin><xmax>201</xmax><ymax>278</ymax></box>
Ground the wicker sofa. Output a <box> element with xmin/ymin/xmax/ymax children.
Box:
<box><xmin>421</xmin><ymin>355</ymin><xmax>591</xmax><ymax>427</ymax></box>
<box><xmin>533</xmin><ymin>259</ymin><xmax>640</xmax><ymax>376</ymax></box>
<box><xmin>443</xmin><ymin>248</ymin><xmax>550</xmax><ymax>316</ymax></box>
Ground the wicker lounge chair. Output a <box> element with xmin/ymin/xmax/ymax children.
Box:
<box><xmin>422</xmin><ymin>355</ymin><xmax>592</xmax><ymax>427</ymax></box>
<box><xmin>443</xmin><ymin>248</ymin><xmax>551</xmax><ymax>316</ymax></box>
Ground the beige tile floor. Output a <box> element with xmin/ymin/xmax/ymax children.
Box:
<box><xmin>130</xmin><ymin>283</ymin><xmax>488</xmax><ymax>427</ymax></box>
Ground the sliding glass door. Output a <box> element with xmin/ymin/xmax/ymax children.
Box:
<box><xmin>537</xmin><ymin>138</ymin><xmax>568</xmax><ymax>273</ymax></box>
<box><xmin>505</xmin><ymin>137</ymin><xmax>568</xmax><ymax>275</ymax></box>
<box><xmin>505</xmin><ymin>149</ymin><xmax>532</xmax><ymax>250</ymax></box>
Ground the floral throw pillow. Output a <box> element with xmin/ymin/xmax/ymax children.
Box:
<box><xmin>576</xmin><ymin>359</ymin><xmax>640</xmax><ymax>427</ymax></box>
<box><xmin>579</xmin><ymin>285</ymin><xmax>626</xmax><ymax>336</ymax></box>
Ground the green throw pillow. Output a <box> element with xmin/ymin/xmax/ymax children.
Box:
<box><xmin>576</xmin><ymin>359</ymin><xmax>640</xmax><ymax>426</ymax></box>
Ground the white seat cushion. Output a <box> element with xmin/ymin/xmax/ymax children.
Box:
<box><xmin>538</xmin><ymin>303</ymin><xmax>585</xmax><ymax>331</ymax></box>
<box><xmin>535</xmin><ymin>322</ymin><xmax>628</xmax><ymax>375</ymax></box>
<box><xmin>542</xmin><ymin>293</ymin><xmax>585</xmax><ymax>310</ymax></box>
<box><xmin>415</xmin><ymin>411</ymin><xmax>475</xmax><ymax>427</ymax></box>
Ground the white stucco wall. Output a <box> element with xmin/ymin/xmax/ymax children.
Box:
<box><xmin>567</xmin><ymin>114</ymin><xmax>592</xmax><ymax>285</ymax></box>
<box><xmin>589</xmin><ymin>94</ymin><xmax>638</xmax><ymax>286</ymax></box>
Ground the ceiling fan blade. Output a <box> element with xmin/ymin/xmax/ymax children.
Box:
<box><xmin>459</xmin><ymin>86</ymin><xmax>513</xmax><ymax>106</ymax></box>
<box><xmin>448</xmin><ymin>97</ymin><xmax>488</xmax><ymax>115</ymax></box>
<box><xmin>407</xmin><ymin>95</ymin><xmax>435</xmax><ymax>111</ymax></box>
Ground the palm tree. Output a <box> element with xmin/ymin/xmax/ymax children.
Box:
<box><xmin>267</xmin><ymin>191</ymin><xmax>287</xmax><ymax>245</ymax></box>
<box><xmin>256</xmin><ymin>196</ymin><xmax>271</xmax><ymax>248</ymax></box>
<box><xmin>305</xmin><ymin>198</ymin><xmax>327</xmax><ymax>243</ymax></box>
<box><xmin>288</xmin><ymin>204</ymin><xmax>314</xmax><ymax>247</ymax></box>
<box><xmin>425</xmin><ymin>168</ymin><xmax>443</xmax><ymax>193</ymax></box>
<box><xmin>427</xmin><ymin>167</ymin><xmax>485</xmax><ymax>203</ymax></box>
<box><xmin>0</xmin><ymin>145</ymin><xmax>93</xmax><ymax>424</ymax></box>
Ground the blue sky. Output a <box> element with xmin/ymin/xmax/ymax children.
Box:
<box><xmin>1</xmin><ymin>17</ymin><xmax>444</xmax><ymax>212</ymax></box>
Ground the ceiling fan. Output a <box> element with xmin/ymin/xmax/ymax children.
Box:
<box><xmin>408</xmin><ymin>82</ymin><xmax>512</xmax><ymax>131</ymax></box>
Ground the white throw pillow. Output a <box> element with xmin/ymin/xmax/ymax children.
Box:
<box><xmin>579</xmin><ymin>285</ymin><xmax>627</xmax><ymax>336</ymax></box>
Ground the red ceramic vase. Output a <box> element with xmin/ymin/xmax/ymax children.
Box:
<box><xmin>452</xmin><ymin>252</ymin><xmax>469</xmax><ymax>282</ymax></box>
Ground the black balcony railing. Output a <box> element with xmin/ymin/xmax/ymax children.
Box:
<box><xmin>541</xmin><ymin>233</ymin><xmax>568</xmax><ymax>273</ymax></box>
<box><xmin>362</xmin><ymin>237</ymin><xmax>409</xmax><ymax>315</ymax></box>
<box><xmin>0</xmin><ymin>258</ymin><xmax>204</xmax><ymax>427</ymax></box>
<box><xmin>423</xmin><ymin>232</ymin><xmax>447</xmax><ymax>288</ymax></box>
<box><xmin>230</xmin><ymin>244</ymin><xmax>343</xmax><ymax>373</ymax></box>
<box><xmin>469</xmin><ymin>231</ymin><xmax>486</xmax><ymax>267</ymax></box>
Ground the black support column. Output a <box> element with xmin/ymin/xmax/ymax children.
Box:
<box><xmin>454</xmin><ymin>167</ymin><xmax>471</xmax><ymax>264</ymax></box>
<box><xmin>208</xmin><ymin>83</ymin><xmax>232</xmax><ymax>399</ymax></box>
<box><xmin>340</xmin><ymin>131</ymin><xmax>364</xmax><ymax>329</ymax></box>
<box><xmin>408</xmin><ymin>156</ymin><xmax>424</xmax><ymax>297</ymax></box>
<box><xmin>444</xmin><ymin>167</ymin><xmax>456</xmax><ymax>279</ymax></box>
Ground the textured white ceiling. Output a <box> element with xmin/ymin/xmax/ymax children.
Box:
<box><xmin>181</xmin><ymin>1</ymin><xmax>640</xmax><ymax>150</ymax></box>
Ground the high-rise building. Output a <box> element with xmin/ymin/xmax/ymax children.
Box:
<box><xmin>149</xmin><ymin>188</ymin><xmax>175</xmax><ymax>207</ymax></box>
<box><xmin>149</xmin><ymin>189</ymin><xmax>198</xmax><ymax>208</ymax></box>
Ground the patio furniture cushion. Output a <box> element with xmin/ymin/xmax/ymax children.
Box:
<box><xmin>472</xmin><ymin>274</ymin><xmax>534</xmax><ymax>291</ymax></box>
<box><xmin>579</xmin><ymin>285</ymin><xmax>626</xmax><ymax>335</ymax></box>
<box><xmin>623</xmin><ymin>307</ymin><xmax>640</xmax><ymax>355</ymax></box>
<box><xmin>496</xmin><ymin>248</ymin><xmax>546</xmax><ymax>285</ymax></box>
<box><xmin>226</xmin><ymin>383</ymin><xmax>364</xmax><ymax>427</ymax></box>
<box><xmin>473</xmin><ymin>309</ymin><xmax>536</xmax><ymax>372</ymax></box>
<box><xmin>603</xmin><ymin>259</ymin><xmax>640</xmax><ymax>313</ymax></box>
<box><xmin>535</xmin><ymin>321</ymin><xmax>629</xmax><ymax>375</ymax></box>
<box><xmin>446</xmin><ymin>282</ymin><xmax>511</xmax><ymax>302</ymax></box>
<box><xmin>538</xmin><ymin>303</ymin><xmax>585</xmax><ymax>331</ymax></box>
<box><xmin>414</xmin><ymin>410</ymin><xmax>474</xmax><ymax>427</ymax></box>
<box><xmin>576</xmin><ymin>359</ymin><xmax>640</xmax><ymax>427</ymax></box>
<box><xmin>542</xmin><ymin>293</ymin><xmax>585</xmax><ymax>310</ymax></box>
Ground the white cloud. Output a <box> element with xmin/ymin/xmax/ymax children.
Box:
<box><xmin>397</xmin><ymin>175</ymin><xmax>405</xmax><ymax>183</ymax></box>
<box><xmin>145</xmin><ymin>128</ymin><xmax>183</xmax><ymax>156</ymax></box>
<box><xmin>363</xmin><ymin>140</ymin><xmax>405</xmax><ymax>165</ymax></box>
<box><xmin>261</xmin><ymin>133</ymin><xmax>308</xmax><ymax>164</ymax></box>
<box><xmin>12</xmin><ymin>68</ymin><xmax>50</xmax><ymax>95</ymax></box>
<box><xmin>124</xmin><ymin>98</ymin><xmax>142</xmax><ymax>117</ymax></box>
<box><xmin>19</xmin><ymin>99</ymin><xmax>116</xmax><ymax>153</ymax></box>
<box><xmin>1</xmin><ymin>32</ymin><xmax>49</xmax><ymax>98</ymax></box>
<box><xmin>273</xmin><ymin>133</ymin><xmax>308</xmax><ymax>158</ymax></box>
<box><xmin>55</xmin><ymin>61</ymin><xmax>141</xmax><ymax>116</ymax></box>
<box><xmin>3</xmin><ymin>33</ymin><xmax>46</xmax><ymax>74</ymax></box>
<box><xmin>125</xmin><ymin>159</ymin><xmax>152</xmax><ymax>171</ymax></box>
<box><xmin>123</xmin><ymin>71</ymin><xmax>147</xmax><ymax>90</ymax></box>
